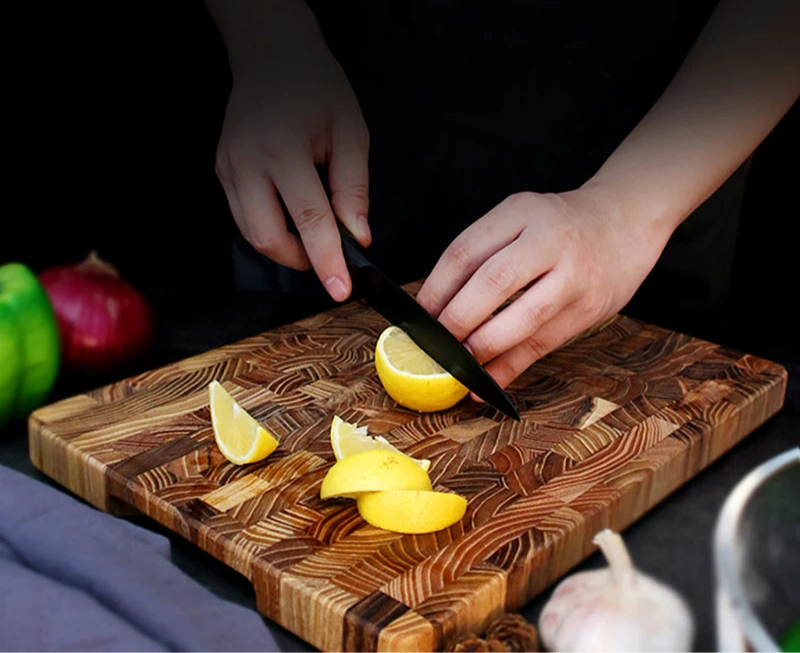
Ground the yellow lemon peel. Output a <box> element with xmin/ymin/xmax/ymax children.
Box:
<box><xmin>356</xmin><ymin>490</ymin><xmax>468</xmax><ymax>534</ymax></box>
<box><xmin>209</xmin><ymin>380</ymin><xmax>279</xmax><ymax>465</ymax></box>
<box><xmin>319</xmin><ymin>449</ymin><xmax>432</xmax><ymax>500</ymax></box>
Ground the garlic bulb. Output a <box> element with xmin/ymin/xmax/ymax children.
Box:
<box><xmin>538</xmin><ymin>529</ymin><xmax>694</xmax><ymax>652</ymax></box>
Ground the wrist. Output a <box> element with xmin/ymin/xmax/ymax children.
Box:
<box><xmin>579</xmin><ymin>172</ymin><xmax>686</xmax><ymax>249</ymax></box>
<box><xmin>571</xmin><ymin>177</ymin><xmax>679</xmax><ymax>263</ymax></box>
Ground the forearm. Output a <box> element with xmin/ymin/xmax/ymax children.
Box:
<box><xmin>586</xmin><ymin>0</ymin><xmax>799</xmax><ymax>240</ymax></box>
<box><xmin>203</xmin><ymin>0</ymin><xmax>327</xmax><ymax>74</ymax></box>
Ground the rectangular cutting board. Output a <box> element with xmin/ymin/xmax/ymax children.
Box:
<box><xmin>28</xmin><ymin>290</ymin><xmax>787</xmax><ymax>652</ymax></box>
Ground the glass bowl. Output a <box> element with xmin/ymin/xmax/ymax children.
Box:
<box><xmin>714</xmin><ymin>447</ymin><xmax>800</xmax><ymax>651</ymax></box>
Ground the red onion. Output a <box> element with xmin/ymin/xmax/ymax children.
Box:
<box><xmin>39</xmin><ymin>251</ymin><xmax>155</xmax><ymax>374</ymax></box>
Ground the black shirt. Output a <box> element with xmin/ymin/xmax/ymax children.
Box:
<box><xmin>294</xmin><ymin>1</ymin><xmax>730</xmax><ymax>292</ymax></box>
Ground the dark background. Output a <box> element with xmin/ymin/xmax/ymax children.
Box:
<box><xmin>9</xmin><ymin>1</ymin><xmax>797</xmax><ymax>361</ymax></box>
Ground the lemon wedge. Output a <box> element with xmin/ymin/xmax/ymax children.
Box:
<box><xmin>330</xmin><ymin>415</ymin><xmax>431</xmax><ymax>472</ymax></box>
<box><xmin>374</xmin><ymin>326</ymin><xmax>469</xmax><ymax>413</ymax></box>
<box><xmin>319</xmin><ymin>430</ymin><xmax>467</xmax><ymax>534</ymax></box>
<box><xmin>319</xmin><ymin>449</ymin><xmax>432</xmax><ymax>500</ymax></box>
<box><xmin>209</xmin><ymin>380</ymin><xmax>279</xmax><ymax>465</ymax></box>
<box><xmin>356</xmin><ymin>490</ymin><xmax>468</xmax><ymax>534</ymax></box>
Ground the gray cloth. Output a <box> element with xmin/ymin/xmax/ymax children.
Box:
<box><xmin>0</xmin><ymin>464</ymin><xmax>278</xmax><ymax>652</ymax></box>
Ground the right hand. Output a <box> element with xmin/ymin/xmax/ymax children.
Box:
<box><xmin>416</xmin><ymin>185</ymin><xmax>672</xmax><ymax>392</ymax></box>
<box><xmin>214</xmin><ymin>40</ymin><xmax>370</xmax><ymax>301</ymax></box>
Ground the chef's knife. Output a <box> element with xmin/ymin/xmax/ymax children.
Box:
<box><xmin>339</xmin><ymin>224</ymin><xmax>520</xmax><ymax>421</ymax></box>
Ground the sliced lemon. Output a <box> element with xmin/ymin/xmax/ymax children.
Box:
<box><xmin>374</xmin><ymin>326</ymin><xmax>469</xmax><ymax>413</ymax></box>
<box><xmin>356</xmin><ymin>490</ymin><xmax>468</xmax><ymax>534</ymax></box>
<box><xmin>319</xmin><ymin>449</ymin><xmax>432</xmax><ymax>500</ymax></box>
<box><xmin>330</xmin><ymin>415</ymin><xmax>431</xmax><ymax>472</ymax></box>
<box><xmin>209</xmin><ymin>380</ymin><xmax>279</xmax><ymax>465</ymax></box>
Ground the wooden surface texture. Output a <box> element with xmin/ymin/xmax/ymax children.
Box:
<box><xmin>28</xmin><ymin>290</ymin><xmax>787</xmax><ymax>652</ymax></box>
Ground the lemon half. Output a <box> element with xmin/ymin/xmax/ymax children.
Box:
<box><xmin>374</xmin><ymin>326</ymin><xmax>469</xmax><ymax>412</ymax></box>
<box><xmin>319</xmin><ymin>449</ymin><xmax>432</xmax><ymax>499</ymax></box>
<box><xmin>330</xmin><ymin>415</ymin><xmax>431</xmax><ymax>472</ymax></box>
<box><xmin>209</xmin><ymin>380</ymin><xmax>279</xmax><ymax>465</ymax></box>
<box><xmin>356</xmin><ymin>490</ymin><xmax>468</xmax><ymax>534</ymax></box>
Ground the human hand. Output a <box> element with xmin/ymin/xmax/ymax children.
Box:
<box><xmin>214</xmin><ymin>34</ymin><xmax>370</xmax><ymax>301</ymax></box>
<box><xmin>416</xmin><ymin>187</ymin><xmax>674</xmax><ymax>393</ymax></box>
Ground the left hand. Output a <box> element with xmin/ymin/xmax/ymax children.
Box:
<box><xmin>416</xmin><ymin>186</ymin><xmax>672</xmax><ymax>394</ymax></box>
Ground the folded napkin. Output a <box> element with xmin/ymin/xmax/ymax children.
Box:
<box><xmin>0</xmin><ymin>464</ymin><xmax>279</xmax><ymax>652</ymax></box>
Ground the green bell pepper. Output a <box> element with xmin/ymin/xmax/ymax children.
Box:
<box><xmin>0</xmin><ymin>262</ymin><xmax>60</xmax><ymax>427</ymax></box>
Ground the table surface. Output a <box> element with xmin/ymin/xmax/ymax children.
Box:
<box><xmin>2</xmin><ymin>287</ymin><xmax>797</xmax><ymax>652</ymax></box>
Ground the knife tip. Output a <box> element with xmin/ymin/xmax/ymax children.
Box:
<box><xmin>496</xmin><ymin>400</ymin><xmax>521</xmax><ymax>422</ymax></box>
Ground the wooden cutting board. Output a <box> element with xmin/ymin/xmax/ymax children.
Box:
<box><xmin>28</xmin><ymin>290</ymin><xmax>787</xmax><ymax>652</ymax></box>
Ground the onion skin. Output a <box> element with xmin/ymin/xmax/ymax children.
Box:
<box><xmin>39</xmin><ymin>252</ymin><xmax>155</xmax><ymax>374</ymax></box>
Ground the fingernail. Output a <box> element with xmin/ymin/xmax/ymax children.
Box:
<box><xmin>325</xmin><ymin>276</ymin><xmax>349</xmax><ymax>302</ymax></box>
<box><xmin>464</xmin><ymin>341</ymin><xmax>482</xmax><ymax>362</ymax></box>
<box><xmin>357</xmin><ymin>215</ymin><xmax>371</xmax><ymax>244</ymax></box>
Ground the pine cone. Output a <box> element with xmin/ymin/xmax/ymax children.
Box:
<box><xmin>484</xmin><ymin>613</ymin><xmax>539</xmax><ymax>652</ymax></box>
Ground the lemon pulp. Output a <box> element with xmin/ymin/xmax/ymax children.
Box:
<box><xmin>209</xmin><ymin>380</ymin><xmax>279</xmax><ymax>465</ymax></box>
<box><xmin>374</xmin><ymin>326</ymin><xmax>469</xmax><ymax>412</ymax></box>
<box><xmin>330</xmin><ymin>415</ymin><xmax>430</xmax><ymax>471</ymax></box>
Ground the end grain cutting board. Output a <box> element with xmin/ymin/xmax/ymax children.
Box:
<box><xmin>29</xmin><ymin>288</ymin><xmax>787</xmax><ymax>652</ymax></box>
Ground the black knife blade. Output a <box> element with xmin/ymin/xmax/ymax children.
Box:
<box><xmin>339</xmin><ymin>224</ymin><xmax>520</xmax><ymax>421</ymax></box>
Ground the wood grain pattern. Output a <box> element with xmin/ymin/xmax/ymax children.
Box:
<box><xmin>28</xmin><ymin>286</ymin><xmax>787</xmax><ymax>652</ymax></box>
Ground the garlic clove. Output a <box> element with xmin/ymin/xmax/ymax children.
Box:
<box><xmin>539</xmin><ymin>529</ymin><xmax>694</xmax><ymax>652</ymax></box>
